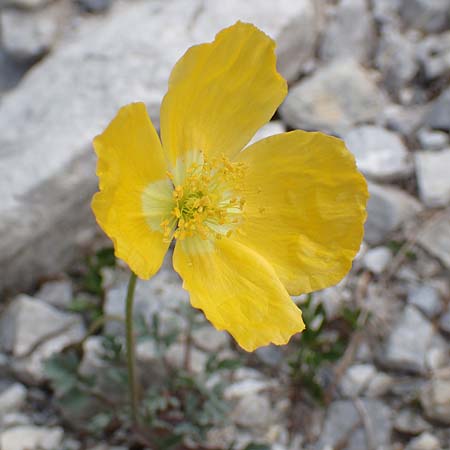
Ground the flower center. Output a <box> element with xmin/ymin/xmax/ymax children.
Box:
<box><xmin>162</xmin><ymin>152</ymin><xmax>246</xmax><ymax>241</ymax></box>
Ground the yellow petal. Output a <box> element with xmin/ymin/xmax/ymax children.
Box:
<box><xmin>173</xmin><ymin>236</ymin><xmax>305</xmax><ymax>352</ymax></box>
<box><xmin>160</xmin><ymin>21</ymin><xmax>287</xmax><ymax>166</ymax></box>
<box><xmin>92</xmin><ymin>102</ymin><xmax>170</xmax><ymax>279</ymax></box>
<box><xmin>234</xmin><ymin>131</ymin><xmax>368</xmax><ymax>295</ymax></box>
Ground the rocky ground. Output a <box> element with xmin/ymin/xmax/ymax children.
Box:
<box><xmin>0</xmin><ymin>0</ymin><xmax>450</xmax><ymax>449</ymax></box>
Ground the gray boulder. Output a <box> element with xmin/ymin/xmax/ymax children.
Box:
<box><xmin>415</xmin><ymin>148</ymin><xmax>450</xmax><ymax>207</ymax></box>
<box><xmin>424</xmin><ymin>87</ymin><xmax>450</xmax><ymax>132</ymax></box>
<box><xmin>319</xmin><ymin>0</ymin><xmax>376</xmax><ymax>64</ymax></box>
<box><xmin>365</xmin><ymin>182</ymin><xmax>423</xmax><ymax>245</ymax></box>
<box><xmin>280</xmin><ymin>59</ymin><xmax>385</xmax><ymax>134</ymax></box>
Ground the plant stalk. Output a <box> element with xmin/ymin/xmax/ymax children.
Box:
<box><xmin>125</xmin><ymin>271</ymin><xmax>139</xmax><ymax>426</ymax></box>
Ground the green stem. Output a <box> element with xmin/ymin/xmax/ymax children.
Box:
<box><xmin>125</xmin><ymin>271</ymin><xmax>139</xmax><ymax>426</ymax></box>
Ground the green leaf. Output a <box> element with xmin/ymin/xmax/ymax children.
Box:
<box><xmin>243</xmin><ymin>444</ymin><xmax>271</xmax><ymax>450</ymax></box>
<box><xmin>44</xmin><ymin>352</ymin><xmax>80</xmax><ymax>395</ymax></box>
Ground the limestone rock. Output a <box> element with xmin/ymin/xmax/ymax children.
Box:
<box><xmin>0</xmin><ymin>425</ymin><xmax>63</xmax><ymax>450</ymax></box>
<box><xmin>13</xmin><ymin>320</ymin><xmax>85</xmax><ymax>383</ymax></box>
<box><xmin>417</xmin><ymin>32</ymin><xmax>450</xmax><ymax>80</ymax></box>
<box><xmin>407</xmin><ymin>285</ymin><xmax>443</xmax><ymax>319</ymax></box>
<box><xmin>232</xmin><ymin>393</ymin><xmax>272</xmax><ymax>428</ymax></box>
<box><xmin>366</xmin><ymin>372</ymin><xmax>394</xmax><ymax>397</ymax></box>
<box><xmin>417</xmin><ymin>128</ymin><xmax>449</xmax><ymax>150</ymax></box>
<box><xmin>363</xmin><ymin>246</ymin><xmax>393</xmax><ymax>274</ymax></box>
<box><xmin>376</xmin><ymin>26</ymin><xmax>418</xmax><ymax>93</ymax></box>
<box><xmin>320</xmin><ymin>0</ymin><xmax>376</xmax><ymax>64</ymax></box>
<box><xmin>382</xmin><ymin>306</ymin><xmax>434</xmax><ymax>374</ymax></box>
<box><xmin>191</xmin><ymin>325</ymin><xmax>229</xmax><ymax>352</ymax></box>
<box><xmin>415</xmin><ymin>149</ymin><xmax>450</xmax><ymax>207</ymax></box>
<box><xmin>424</xmin><ymin>87</ymin><xmax>450</xmax><ymax>132</ymax></box>
<box><xmin>0</xmin><ymin>383</ymin><xmax>27</xmax><ymax>419</ymax></box>
<box><xmin>394</xmin><ymin>409</ymin><xmax>430</xmax><ymax>435</ymax></box>
<box><xmin>344</xmin><ymin>126</ymin><xmax>412</xmax><ymax>181</ymax></box>
<box><xmin>399</xmin><ymin>0</ymin><xmax>450</xmax><ymax>33</ymax></box>
<box><xmin>1</xmin><ymin>1</ymin><xmax>72</xmax><ymax>61</ymax></box>
<box><xmin>0</xmin><ymin>295</ymin><xmax>83</xmax><ymax>357</ymax></box>
<box><xmin>421</xmin><ymin>373</ymin><xmax>450</xmax><ymax>424</ymax></box>
<box><xmin>35</xmin><ymin>279</ymin><xmax>73</xmax><ymax>309</ymax></box>
<box><xmin>339</xmin><ymin>364</ymin><xmax>376</xmax><ymax>397</ymax></box>
<box><xmin>382</xmin><ymin>104</ymin><xmax>426</xmax><ymax>137</ymax></box>
<box><xmin>405</xmin><ymin>432</ymin><xmax>441</xmax><ymax>450</ymax></box>
<box><xmin>280</xmin><ymin>59</ymin><xmax>385</xmax><ymax>134</ymax></box>
<box><xmin>224</xmin><ymin>378</ymin><xmax>275</xmax><ymax>400</ymax></box>
<box><xmin>364</xmin><ymin>182</ymin><xmax>423</xmax><ymax>245</ymax></box>
<box><xmin>317</xmin><ymin>400</ymin><xmax>392</xmax><ymax>450</ymax></box>
<box><xmin>418</xmin><ymin>211</ymin><xmax>450</xmax><ymax>269</ymax></box>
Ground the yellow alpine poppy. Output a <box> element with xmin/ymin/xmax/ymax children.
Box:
<box><xmin>92</xmin><ymin>22</ymin><xmax>368</xmax><ymax>352</ymax></box>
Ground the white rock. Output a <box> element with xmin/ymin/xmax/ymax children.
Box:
<box><xmin>280</xmin><ymin>59</ymin><xmax>385</xmax><ymax>135</ymax></box>
<box><xmin>0</xmin><ymin>384</ymin><xmax>27</xmax><ymax>419</ymax></box>
<box><xmin>399</xmin><ymin>0</ymin><xmax>450</xmax><ymax>32</ymax></box>
<box><xmin>366</xmin><ymin>372</ymin><xmax>394</xmax><ymax>397</ymax></box>
<box><xmin>406</xmin><ymin>432</ymin><xmax>441</xmax><ymax>450</ymax></box>
<box><xmin>0</xmin><ymin>413</ymin><xmax>31</xmax><ymax>428</ymax></box>
<box><xmin>344</xmin><ymin>126</ymin><xmax>412</xmax><ymax>180</ymax></box>
<box><xmin>224</xmin><ymin>379</ymin><xmax>275</xmax><ymax>400</ymax></box>
<box><xmin>78</xmin><ymin>336</ymin><xmax>109</xmax><ymax>377</ymax></box>
<box><xmin>372</xmin><ymin>0</ymin><xmax>402</xmax><ymax>25</ymax></box>
<box><xmin>35</xmin><ymin>279</ymin><xmax>73</xmax><ymax>309</ymax></box>
<box><xmin>0</xmin><ymin>425</ymin><xmax>63</xmax><ymax>450</ymax></box>
<box><xmin>0</xmin><ymin>295</ymin><xmax>83</xmax><ymax>357</ymax></box>
<box><xmin>317</xmin><ymin>400</ymin><xmax>392</xmax><ymax>450</ymax></box>
<box><xmin>376</xmin><ymin>26</ymin><xmax>418</xmax><ymax>93</ymax></box>
<box><xmin>320</xmin><ymin>0</ymin><xmax>376</xmax><ymax>64</ymax></box>
<box><xmin>418</xmin><ymin>211</ymin><xmax>450</xmax><ymax>269</ymax></box>
<box><xmin>394</xmin><ymin>409</ymin><xmax>430</xmax><ymax>435</ymax></box>
<box><xmin>415</xmin><ymin>149</ymin><xmax>450</xmax><ymax>207</ymax></box>
<box><xmin>383</xmin><ymin>306</ymin><xmax>434</xmax><ymax>374</ymax></box>
<box><xmin>425</xmin><ymin>87</ymin><xmax>450</xmax><ymax>132</ymax></box>
<box><xmin>246</xmin><ymin>121</ymin><xmax>286</xmax><ymax>147</ymax></box>
<box><xmin>13</xmin><ymin>320</ymin><xmax>85</xmax><ymax>382</ymax></box>
<box><xmin>425</xmin><ymin>342</ymin><xmax>449</xmax><ymax>371</ymax></box>
<box><xmin>232</xmin><ymin>393</ymin><xmax>272</xmax><ymax>428</ymax></box>
<box><xmin>166</xmin><ymin>343</ymin><xmax>207</xmax><ymax>375</ymax></box>
<box><xmin>1</xmin><ymin>1</ymin><xmax>72</xmax><ymax>61</ymax></box>
<box><xmin>0</xmin><ymin>0</ymin><xmax>314</xmax><ymax>294</ymax></box>
<box><xmin>417</xmin><ymin>32</ymin><xmax>450</xmax><ymax>80</ymax></box>
<box><xmin>340</xmin><ymin>364</ymin><xmax>376</xmax><ymax>397</ymax></box>
<box><xmin>382</xmin><ymin>103</ymin><xmax>426</xmax><ymax>137</ymax></box>
<box><xmin>407</xmin><ymin>285</ymin><xmax>443</xmax><ymax>318</ymax></box>
<box><xmin>191</xmin><ymin>325</ymin><xmax>229</xmax><ymax>352</ymax></box>
<box><xmin>417</xmin><ymin>128</ymin><xmax>449</xmax><ymax>150</ymax></box>
<box><xmin>363</xmin><ymin>246</ymin><xmax>393</xmax><ymax>274</ymax></box>
<box><xmin>365</xmin><ymin>182</ymin><xmax>423</xmax><ymax>245</ymax></box>
<box><xmin>421</xmin><ymin>373</ymin><xmax>450</xmax><ymax>424</ymax></box>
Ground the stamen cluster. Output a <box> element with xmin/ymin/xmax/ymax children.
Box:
<box><xmin>162</xmin><ymin>154</ymin><xmax>246</xmax><ymax>241</ymax></box>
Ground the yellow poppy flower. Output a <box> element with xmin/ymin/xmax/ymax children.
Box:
<box><xmin>92</xmin><ymin>22</ymin><xmax>368</xmax><ymax>352</ymax></box>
